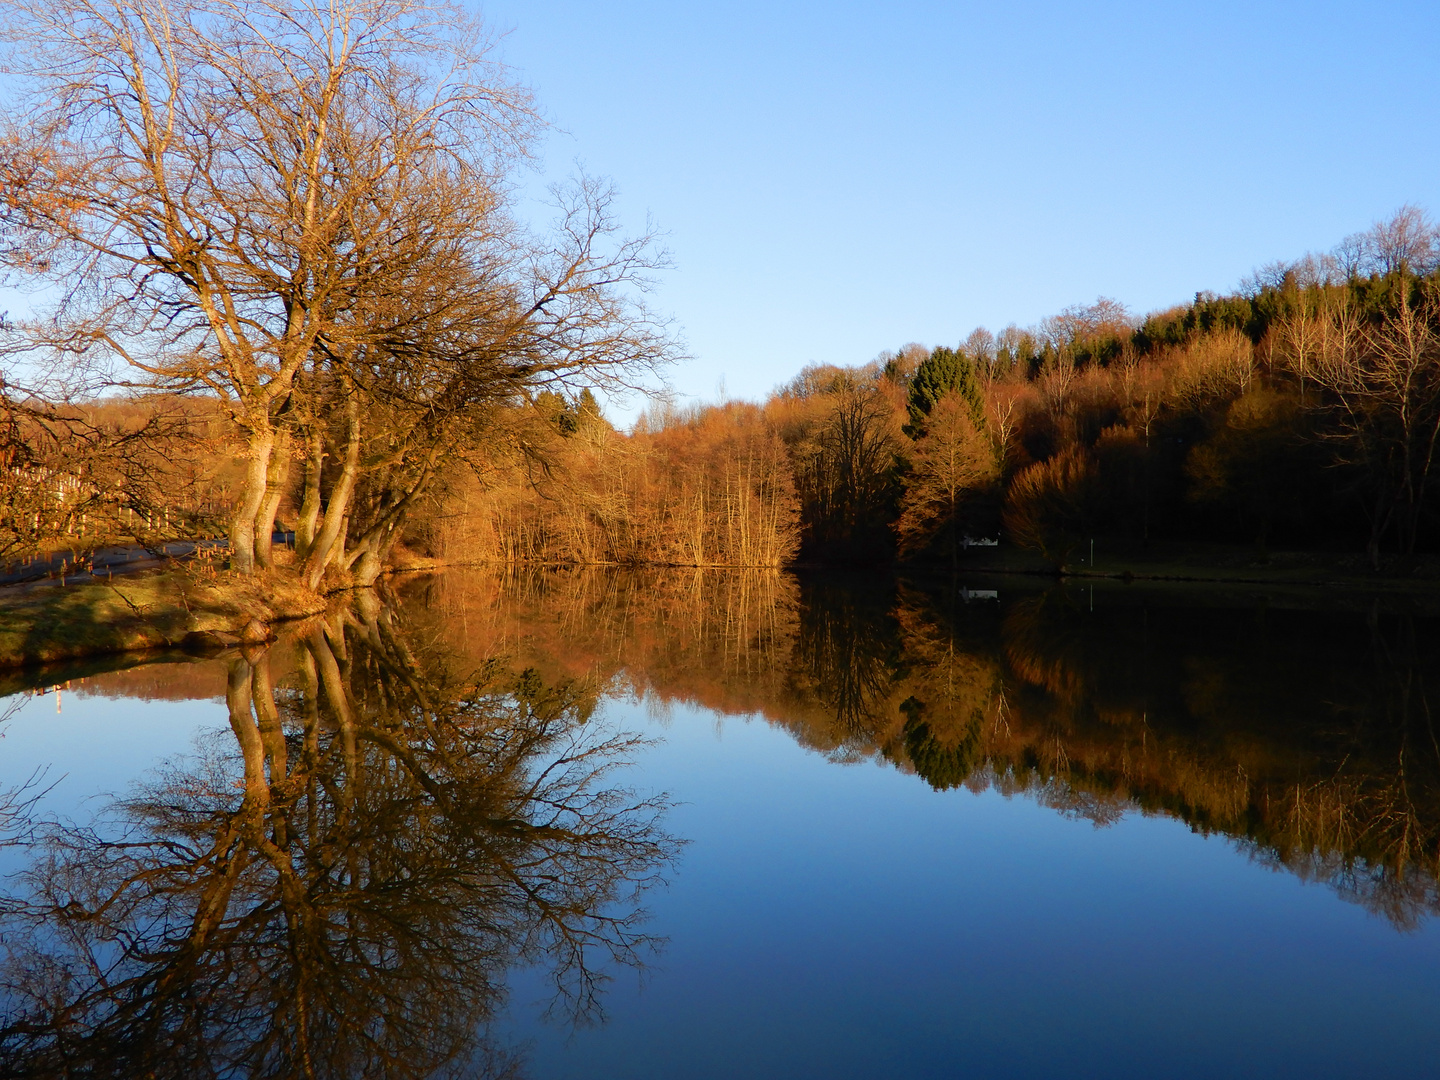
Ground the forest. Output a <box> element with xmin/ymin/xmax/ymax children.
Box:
<box><xmin>5</xmin><ymin>201</ymin><xmax>1440</xmax><ymax>577</ymax></box>
<box><xmin>0</xmin><ymin>0</ymin><xmax>1437</xmax><ymax>580</ymax></box>
<box><xmin>431</xmin><ymin>206</ymin><xmax>1440</xmax><ymax>571</ymax></box>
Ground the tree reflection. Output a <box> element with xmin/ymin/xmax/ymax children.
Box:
<box><xmin>437</xmin><ymin>567</ymin><xmax>1440</xmax><ymax>933</ymax></box>
<box><xmin>892</xmin><ymin>585</ymin><xmax>1440</xmax><ymax>928</ymax></box>
<box><xmin>789</xmin><ymin>576</ymin><xmax>902</xmax><ymax>755</ymax></box>
<box><xmin>0</xmin><ymin>594</ymin><xmax>676</xmax><ymax>1078</ymax></box>
<box><xmin>429</xmin><ymin>566</ymin><xmax>1440</xmax><ymax>930</ymax></box>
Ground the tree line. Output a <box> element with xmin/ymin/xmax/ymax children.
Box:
<box><xmin>2</xmin><ymin>0</ymin><xmax>1436</xmax><ymax>578</ymax></box>
<box><xmin>442</xmin><ymin>204</ymin><xmax>1440</xmax><ymax>569</ymax></box>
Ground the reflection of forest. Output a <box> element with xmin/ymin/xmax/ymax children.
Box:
<box><xmin>0</xmin><ymin>592</ymin><xmax>675</xmax><ymax>1078</ymax></box>
<box><xmin>406</xmin><ymin>568</ymin><xmax>1440</xmax><ymax>928</ymax></box>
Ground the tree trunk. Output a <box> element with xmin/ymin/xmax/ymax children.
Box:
<box><xmin>303</xmin><ymin>393</ymin><xmax>362</xmax><ymax>591</ymax></box>
<box><xmin>350</xmin><ymin>523</ymin><xmax>398</xmax><ymax>587</ymax></box>
<box><xmin>294</xmin><ymin>428</ymin><xmax>324</xmax><ymax>562</ymax></box>
<box><xmin>230</xmin><ymin>423</ymin><xmax>276</xmax><ymax>574</ymax></box>
<box><xmin>346</xmin><ymin>462</ymin><xmax>440</xmax><ymax>585</ymax></box>
<box><xmin>254</xmin><ymin>425</ymin><xmax>293</xmax><ymax>569</ymax></box>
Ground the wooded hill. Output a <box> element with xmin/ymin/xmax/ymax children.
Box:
<box><xmin>5</xmin><ymin>159</ymin><xmax>1434</xmax><ymax>576</ymax></box>
<box><xmin>435</xmin><ymin>207</ymin><xmax>1440</xmax><ymax>570</ymax></box>
<box><xmin>2</xmin><ymin>0</ymin><xmax>1436</xmax><ymax>579</ymax></box>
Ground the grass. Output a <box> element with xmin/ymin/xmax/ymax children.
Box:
<box><xmin>0</xmin><ymin>569</ymin><xmax>327</xmax><ymax>668</ymax></box>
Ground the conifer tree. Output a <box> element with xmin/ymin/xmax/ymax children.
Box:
<box><xmin>905</xmin><ymin>347</ymin><xmax>985</xmax><ymax>437</ymax></box>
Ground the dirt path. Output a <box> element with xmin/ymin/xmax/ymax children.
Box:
<box><xmin>0</xmin><ymin>534</ymin><xmax>293</xmax><ymax>590</ymax></box>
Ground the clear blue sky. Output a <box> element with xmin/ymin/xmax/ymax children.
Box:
<box><xmin>483</xmin><ymin>0</ymin><xmax>1440</xmax><ymax>416</ymax></box>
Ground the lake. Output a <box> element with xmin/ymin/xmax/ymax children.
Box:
<box><xmin>0</xmin><ymin>569</ymin><xmax>1437</xmax><ymax>1078</ymax></box>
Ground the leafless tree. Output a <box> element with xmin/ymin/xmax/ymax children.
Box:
<box><xmin>0</xmin><ymin>0</ymin><xmax>673</xmax><ymax>581</ymax></box>
<box><xmin>1312</xmin><ymin>287</ymin><xmax>1440</xmax><ymax>561</ymax></box>
<box><xmin>1333</xmin><ymin>231</ymin><xmax>1371</xmax><ymax>280</ymax></box>
<box><xmin>963</xmin><ymin>326</ymin><xmax>997</xmax><ymax>383</ymax></box>
<box><xmin>1039</xmin><ymin>297</ymin><xmax>1134</xmax><ymax>348</ymax></box>
<box><xmin>1330</xmin><ymin>205</ymin><xmax>1440</xmax><ymax>280</ymax></box>
<box><xmin>793</xmin><ymin>376</ymin><xmax>902</xmax><ymax>551</ymax></box>
<box><xmin>1367</xmin><ymin>204</ymin><xmax>1440</xmax><ymax>277</ymax></box>
<box><xmin>289</xmin><ymin>173</ymin><xmax>675</xmax><ymax>589</ymax></box>
<box><xmin>0</xmin><ymin>385</ymin><xmax>210</xmax><ymax>564</ymax></box>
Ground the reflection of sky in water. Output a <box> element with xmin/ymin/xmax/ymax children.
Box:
<box><xmin>2</xmin><ymin>680</ymin><xmax>1439</xmax><ymax>1078</ymax></box>
<box><xmin>504</xmin><ymin>696</ymin><xmax>1440</xmax><ymax>1080</ymax></box>
<box><xmin>0</xmin><ymin>687</ymin><xmax>228</xmax><ymax>818</ymax></box>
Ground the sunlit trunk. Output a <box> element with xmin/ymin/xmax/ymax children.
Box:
<box><xmin>295</xmin><ymin>428</ymin><xmax>324</xmax><ymax>562</ymax></box>
<box><xmin>349</xmin><ymin>526</ymin><xmax>395</xmax><ymax>587</ymax></box>
<box><xmin>231</xmin><ymin>423</ymin><xmax>276</xmax><ymax>574</ymax></box>
<box><xmin>304</xmin><ymin>391</ymin><xmax>361</xmax><ymax>590</ymax></box>
<box><xmin>254</xmin><ymin>425</ymin><xmax>293</xmax><ymax>570</ymax></box>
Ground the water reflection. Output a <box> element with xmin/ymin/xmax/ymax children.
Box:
<box><xmin>408</xmin><ymin>568</ymin><xmax>1440</xmax><ymax>929</ymax></box>
<box><xmin>0</xmin><ymin>593</ymin><xmax>676</xmax><ymax>1078</ymax></box>
<box><xmin>3</xmin><ymin>568</ymin><xmax>1438</xmax><ymax>1076</ymax></box>
<box><xmin>974</xmin><ymin>589</ymin><xmax>1440</xmax><ymax>928</ymax></box>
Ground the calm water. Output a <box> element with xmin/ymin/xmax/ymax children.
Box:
<box><xmin>0</xmin><ymin>570</ymin><xmax>1437</xmax><ymax>1078</ymax></box>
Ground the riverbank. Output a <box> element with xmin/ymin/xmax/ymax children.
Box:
<box><xmin>948</xmin><ymin>540</ymin><xmax>1440</xmax><ymax>592</ymax></box>
<box><xmin>0</xmin><ymin>569</ymin><xmax>327</xmax><ymax>668</ymax></box>
<box><xmin>4</xmin><ymin>539</ymin><xmax>1439</xmax><ymax>672</ymax></box>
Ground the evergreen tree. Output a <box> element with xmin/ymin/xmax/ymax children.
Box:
<box><xmin>905</xmin><ymin>347</ymin><xmax>985</xmax><ymax>437</ymax></box>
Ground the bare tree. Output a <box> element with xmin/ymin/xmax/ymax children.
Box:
<box><xmin>1330</xmin><ymin>205</ymin><xmax>1440</xmax><ymax>280</ymax></box>
<box><xmin>963</xmin><ymin>326</ymin><xmax>997</xmax><ymax>383</ymax></box>
<box><xmin>291</xmin><ymin>174</ymin><xmax>675</xmax><ymax>588</ymax></box>
<box><xmin>1312</xmin><ymin>288</ymin><xmax>1440</xmax><ymax>561</ymax></box>
<box><xmin>1332</xmin><ymin>232</ymin><xmax>1371</xmax><ymax>280</ymax></box>
<box><xmin>0</xmin><ymin>0</ymin><xmax>674</xmax><ymax>583</ymax></box>
<box><xmin>0</xmin><ymin>385</ymin><xmax>211</xmax><ymax>565</ymax></box>
<box><xmin>1039</xmin><ymin>297</ymin><xmax>1135</xmax><ymax>348</ymax></box>
<box><xmin>793</xmin><ymin>377</ymin><xmax>902</xmax><ymax>553</ymax></box>
<box><xmin>1367</xmin><ymin>204</ymin><xmax>1440</xmax><ymax>277</ymax></box>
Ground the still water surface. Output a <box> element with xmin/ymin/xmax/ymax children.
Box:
<box><xmin>0</xmin><ymin>570</ymin><xmax>1437</xmax><ymax>1077</ymax></box>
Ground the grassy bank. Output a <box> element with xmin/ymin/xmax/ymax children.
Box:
<box><xmin>0</xmin><ymin>570</ymin><xmax>327</xmax><ymax>669</ymax></box>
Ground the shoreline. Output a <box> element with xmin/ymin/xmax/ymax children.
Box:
<box><xmin>953</xmin><ymin>555</ymin><xmax>1440</xmax><ymax>594</ymax></box>
<box><xmin>0</xmin><ymin>569</ymin><xmax>328</xmax><ymax>670</ymax></box>
<box><xmin>3</xmin><ymin>544</ymin><xmax>1439</xmax><ymax>672</ymax></box>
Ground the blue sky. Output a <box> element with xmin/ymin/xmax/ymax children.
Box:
<box><xmin>482</xmin><ymin>0</ymin><xmax>1440</xmax><ymax>416</ymax></box>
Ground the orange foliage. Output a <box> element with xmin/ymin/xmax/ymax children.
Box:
<box><xmin>436</xmin><ymin>401</ymin><xmax>800</xmax><ymax>567</ymax></box>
